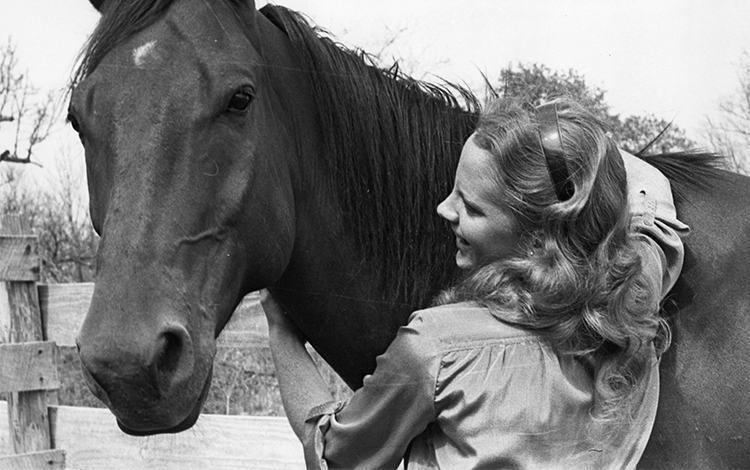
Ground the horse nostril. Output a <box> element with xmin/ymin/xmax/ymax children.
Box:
<box><xmin>157</xmin><ymin>330</ymin><xmax>184</xmax><ymax>374</ymax></box>
<box><xmin>147</xmin><ymin>325</ymin><xmax>194</xmax><ymax>395</ymax></box>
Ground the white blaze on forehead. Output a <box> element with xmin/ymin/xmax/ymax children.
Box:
<box><xmin>133</xmin><ymin>40</ymin><xmax>158</xmax><ymax>67</ymax></box>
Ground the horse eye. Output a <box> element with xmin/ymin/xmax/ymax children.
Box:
<box><xmin>67</xmin><ymin>113</ymin><xmax>85</xmax><ymax>144</ymax></box>
<box><xmin>67</xmin><ymin>113</ymin><xmax>81</xmax><ymax>133</ymax></box>
<box><xmin>227</xmin><ymin>91</ymin><xmax>253</xmax><ymax>112</ymax></box>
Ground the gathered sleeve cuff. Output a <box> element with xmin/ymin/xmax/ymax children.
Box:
<box><xmin>622</xmin><ymin>149</ymin><xmax>690</xmax><ymax>298</ymax></box>
<box><xmin>303</xmin><ymin>400</ymin><xmax>348</xmax><ymax>470</ymax></box>
<box><xmin>300</xmin><ymin>312</ymin><xmax>441</xmax><ymax>469</ymax></box>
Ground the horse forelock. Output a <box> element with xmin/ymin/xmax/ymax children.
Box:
<box><xmin>73</xmin><ymin>0</ymin><xmax>175</xmax><ymax>84</ymax></box>
<box><xmin>261</xmin><ymin>5</ymin><xmax>480</xmax><ymax>308</ymax></box>
<box><xmin>72</xmin><ymin>0</ymin><xmax>247</xmax><ymax>86</ymax></box>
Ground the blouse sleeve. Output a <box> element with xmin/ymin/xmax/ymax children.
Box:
<box><xmin>622</xmin><ymin>149</ymin><xmax>690</xmax><ymax>298</ymax></box>
<box><xmin>302</xmin><ymin>312</ymin><xmax>440</xmax><ymax>470</ymax></box>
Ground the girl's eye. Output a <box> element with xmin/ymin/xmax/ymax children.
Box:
<box><xmin>464</xmin><ymin>202</ymin><xmax>482</xmax><ymax>216</ymax></box>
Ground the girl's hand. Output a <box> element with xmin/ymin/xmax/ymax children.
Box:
<box><xmin>260</xmin><ymin>289</ymin><xmax>303</xmax><ymax>340</ymax></box>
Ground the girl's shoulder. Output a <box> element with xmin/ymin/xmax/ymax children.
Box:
<box><xmin>407</xmin><ymin>302</ymin><xmax>541</xmax><ymax>351</ymax></box>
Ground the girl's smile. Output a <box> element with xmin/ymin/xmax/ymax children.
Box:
<box><xmin>437</xmin><ymin>134</ymin><xmax>522</xmax><ymax>269</ymax></box>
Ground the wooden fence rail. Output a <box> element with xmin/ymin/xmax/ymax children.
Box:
<box><xmin>0</xmin><ymin>215</ymin><xmax>305</xmax><ymax>469</ymax></box>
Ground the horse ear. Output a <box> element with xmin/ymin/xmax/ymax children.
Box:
<box><xmin>89</xmin><ymin>0</ymin><xmax>105</xmax><ymax>12</ymax></box>
<box><xmin>240</xmin><ymin>0</ymin><xmax>257</xmax><ymax>12</ymax></box>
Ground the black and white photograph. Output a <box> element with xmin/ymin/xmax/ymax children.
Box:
<box><xmin>1</xmin><ymin>1</ymin><xmax>749</xmax><ymax>468</ymax></box>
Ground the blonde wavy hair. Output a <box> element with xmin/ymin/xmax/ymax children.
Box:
<box><xmin>435</xmin><ymin>97</ymin><xmax>670</xmax><ymax>426</ymax></box>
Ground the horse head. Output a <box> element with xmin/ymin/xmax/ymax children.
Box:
<box><xmin>71</xmin><ymin>0</ymin><xmax>475</xmax><ymax>436</ymax></box>
<box><xmin>70</xmin><ymin>0</ymin><xmax>314</xmax><ymax>434</ymax></box>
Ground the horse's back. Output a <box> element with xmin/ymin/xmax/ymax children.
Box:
<box><xmin>641</xmin><ymin>168</ymin><xmax>750</xmax><ymax>468</ymax></box>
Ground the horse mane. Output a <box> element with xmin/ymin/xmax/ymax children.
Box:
<box><xmin>260</xmin><ymin>5</ymin><xmax>479</xmax><ymax>308</ymax></box>
<box><xmin>639</xmin><ymin>151</ymin><xmax>728</xmax><ymax>205</ymax></box>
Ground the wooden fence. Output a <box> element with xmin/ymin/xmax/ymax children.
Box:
<box><xmin>0</xmin><ymin>215</ymin><xmax>305</xmax><ymax>469</ymax></box>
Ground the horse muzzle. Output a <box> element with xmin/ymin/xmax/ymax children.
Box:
<box><xmin>116</xmin><ymin>368</ymin><xmax>212</xmax><ymax>436</ymax></box>
<box><xmin>77</xmin><ymin>322</ymin><xmax>213</xmax><ymax>434</ymax></box>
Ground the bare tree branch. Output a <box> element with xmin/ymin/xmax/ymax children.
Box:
<box><xmin>0</xmin><ymin>149</ymin><xmax>42</xmax><ymax>166</ymax></box>
<box><xmin>703</xmin><ymin>51</ymin><xmax>750</xmax><ymax>174</ymax></box>
<box><xmin>0</xmin><ymin>39</ymin><xmax>55</xmax><ymax>166</ymax></box>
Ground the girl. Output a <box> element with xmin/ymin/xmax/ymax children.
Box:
<box><xmin>263</xmin><ymin>97</ymin><xmax>688</xmax><ymax>469</ymax></box>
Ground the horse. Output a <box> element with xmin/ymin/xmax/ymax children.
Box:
<box><xmin>68</xmin><ymin>0</ymin><xmax>750</xmax><ymax>467</ymax></box>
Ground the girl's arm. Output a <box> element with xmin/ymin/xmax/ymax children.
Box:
<box><xmin>260</xmin><ymin>290</ymin><xmax>334</xmax><ymax>441</ymax></box>
<box><xmin>621</xmin><ymin>149</ymin><xmax>690</xmax><ymax>296</ymax></box>
<box><xmin>262</xmin><ymin>291</ymin><xmax>439</xmax><ymax>469</ymax></box>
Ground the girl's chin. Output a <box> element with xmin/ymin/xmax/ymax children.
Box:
<box><xmin>455</xmin><ymin>250</ymin><xmax>475</xmax><ymax>270</ymax></box>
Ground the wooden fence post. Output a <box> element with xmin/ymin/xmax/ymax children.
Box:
<box><xmin>0</xmin><ymin>214</ymin><xmax>64</xmax><ymax>468</ymax></box>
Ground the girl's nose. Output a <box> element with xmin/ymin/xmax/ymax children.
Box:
<box><xmin>437</xmin><ymin>195</ymin><xmax>458</xmax><ymax>223</ymax></box>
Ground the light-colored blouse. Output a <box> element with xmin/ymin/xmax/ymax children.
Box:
<box><xmin>302</xmin><ymin>154</ymin><xmax>689</xmax><ymax>469</ymax></box>
<box><xmin>304</xmin><ymin>304</ymin><xmax>659</xmax><ymax>470</ymax></box>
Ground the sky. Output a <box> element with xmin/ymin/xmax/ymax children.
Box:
<box><xmin>1</xmin><ymin>0</ymin><xmax>750</xmax><ymax>188</ymax></box>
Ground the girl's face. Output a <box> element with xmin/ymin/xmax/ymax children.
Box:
<box><xmin>437</xmin><ymin>135</ymin><xmax>522</xmax><ymax>270</ymax></box>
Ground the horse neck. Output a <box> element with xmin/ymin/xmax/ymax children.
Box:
<box><xmin>271</xmin><ymin>6</ymin><xmax>475</xmax><ymax>299</ymax></box>
<box><xmin>257</xmin><ymin>6</ymin><xmax>477</xmax><ymax>387</ymax></box>
<box><xmin>247</xmin><ymin>12</ymin><xmax>388</xmax><ymax>387</ymax></box>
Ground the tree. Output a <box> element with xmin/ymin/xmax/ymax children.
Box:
<box><xmin>0</xmin><ymin>39</ymin><xmax>97</xmax><ymax>283</ymax></box>
<box><xmin>493</xmin><ymin>63</ymin><xmax>696</xmax><ymax>154</ymax></box>
<box><xmin>704</xmin><ymin>52</ymin><xmax>750</xmax><ymax>174</ymax></box>
<box><xmin>0</xmin><ymin>40</ymin><xmax>57</xmax><ymax>166</ymax></box>
<box><xmin>33</xmin><ymin>154</ymin><xmax>98</xmax><ymax>283</ymax></box>
<box><xmin>1</xmin><ymin>153</ymin><xmax>98</xmax><ymax>283</ymax></box>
